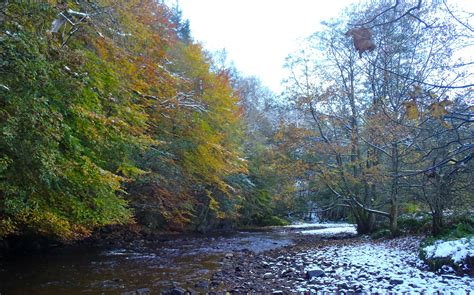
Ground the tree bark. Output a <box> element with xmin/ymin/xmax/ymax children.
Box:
<box><xmin>389</xmin><ymin>142</ymin><xmax>400</xmax><ymax>235</ymax></box>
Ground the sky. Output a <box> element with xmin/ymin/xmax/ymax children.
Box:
<box><xmin>177</xmin><ymin>0</ymin><xmax>357</xmax><ymax>93</ymax></box>
<box><xmin>176</xmin><ymin>0</ymin><xmax>473</xmax><ymax>94</ymax></box>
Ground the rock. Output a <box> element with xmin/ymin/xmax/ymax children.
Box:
<box><xmin>442</xmin><ymin>274</ymin><xmax>459</xmax><ymax>280</ymax></box>
<box><xmin>272</xmin><ymin>291</ymin><xmax>284</xmax><ymax>294</ymax></box>
<box><xmin>281</xmin><ymin>268</ymin><xmax>294</xmax><ymax>277</ymax></box>
<box><xmin>353</xmin><ymin>284</ymin><xmax>364</xmax><ymax>292</ymax></box>
<box><xmin>263</xmin><ymin>272</ymin><xmax>273</xmax><ymax>280</ymax></box>
<box><xmin>439</xmin><ymin>265</ymin><xmax>455</xmax><ymax>274</ymax></box>
<box><xmin>225</xmin><ymin>253</ymin><xmax>234</xmax><ymax>258</ymax></box>
<box><xmin>389</xmin><ymin>279</ymin><xmax>404</xmax><ymax>285</ymax></box>
<box><xmin>210</xmin><ymin>280</ymin><xmax>221</xmax><ymax>287</ymax></box>
<box><xmin>306</xmin><ymin>268</ymin><xmax>325</xmax><ymax>280</ymax></box>
<box><xmin>136</xmin><ymin>288</ymin><xmax>151</xmax><ymax>295</ymax></box>
<box><xmin>235</xmin><ymin>266</ymin><xmax>242</xmax><ymax>272</ymax></box>
<box><xmin>194</xmin><ymin>280</ymin><xmax>210</xmax><ymax>290</ymax></box>
<box><xmin>357</xmin><ymin>273</ymin><xmax>368</xmax><ymax>279</ymax></box>
<box><xmin>163</xmin><ymin>287</ymin><xmax>187</xmax><ymax>295</ymax></box>
<box><xmin>337</xmin><ymin>282</ymin><xmax>349</xmax><ymax>289</ymax></box>
<box><xmin>296</xmin><ymin>278</ymin><xmax>306</xmax><ymax>282</ymax></box>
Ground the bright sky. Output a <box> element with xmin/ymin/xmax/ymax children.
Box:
<box><xmin>177</xmin><ymin>0</ymin><xmax>473</xmax><ymax>94</ymax></box>
<box><xmin>178</xmin><ymin>0</ymin><xmax>356</xmax><ymax>93</ymax></box>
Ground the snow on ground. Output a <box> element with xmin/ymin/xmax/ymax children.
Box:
<box><xmin>424</xmin><ymin>237</ymin><xmax>474</xmax><ymax>263</ymax></box>
<box><xmin>293</xmin><ymin>237</ymin><xmax>474</xmax><ymax>293</ymax></box>
<box><xmin>299</xmin><ymin>226</ymin><xmax>357</xmax><ymax>236</ymax></box>
<box><xmin>283</xmin><ymin>222</ymin><xmax>357</xmax><ymax>236</ymax></box>
<box><xmin>284</xmin><ymin>222</ymin><xmax>355</xmax><ymax>229</ymax></box>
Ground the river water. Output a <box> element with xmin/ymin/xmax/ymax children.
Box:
<box><xmin>0</xmin><ymin>229</ymin><xmax>294</xmax><ymax>294</ymax></box>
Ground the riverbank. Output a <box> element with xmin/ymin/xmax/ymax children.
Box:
<box><xmin>1</xmin><ymin>223</ymin><xmax>473</xmax><ymax>294</ymax></box>
<box><xmin>214</xmin><ymin>235</ymin><xmax>473</xmax><ymax>293</ymax></box>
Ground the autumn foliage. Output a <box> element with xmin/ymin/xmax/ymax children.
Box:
<box><xmin>0</xmin><ymin>1</ymin><xmax>251</xmax><ymax>240</ymax></box>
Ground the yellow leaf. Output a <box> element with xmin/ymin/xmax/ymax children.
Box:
<box><xmin>403</xmin><ymin>101</ymin><xmax>419</xmax><ymax>120</ymax></box>
<box><xmin>429</xmin><ymin>102</ymin><xmax>448</xmax><ymax>118</ymax></box>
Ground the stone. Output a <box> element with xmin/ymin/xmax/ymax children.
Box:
<box><xmin>194</xmin><ymin>280</ymin><xmax>210</xmax><ymax>290</ymax></box>
<box><xmin>163</xmin><ymin>287</ymin><xmax>186</xmax><ymax>295</ymax></box>
<box><xmin>358</xmin><ymin>273</ymin><xmax>368</xmax><ymax>279</ymax></box>
<box><xmin>306</xmin><ymin>268</ymin><xmax>325</xmax><ymax>280</ymax></box>
<box><xmin>281</xmin><ymin>268</ymin><xmax>294</xmax><ymax>277</ymax></box>
<box><xmin>337</xmin><ymin>282</ymin><xmax>349</xmax><ymax>289</ymax></box>
<box><xmin>353</xmin><ymin>284</ymin><xmax>364</xmax><ymax>292</ymax></box>
<box><xmin>263</xmin><ymin>272</ymin><xmax>273</xmax><ymax>280</ymax></box>
<box><xmin>136</xmin><ymin>288</ymin><xmax>151</xmax><ymax>295</ymax></box>
<box><xmin>389</xmin><ymin>279</ymin><xmax>404</xmax><ymax>285</ymax></box>
<box><xmin>225</xmin><ymin>253</ymin><xmax>234</xmax><ymax>258</ymax></box>
<box><xmin>210</xmin><ymin>280</ymin><xmax>221</xmax><ymax>287</ymax></box>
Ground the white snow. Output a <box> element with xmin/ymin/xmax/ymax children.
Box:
<box><xmin>284</xmin><ymin>222</ymin><xmax>355</xmax><ymax>229</ymax></box>
<box><xmin>424</xmin><ymin>237</ymin><xmax>474</xmax><ymax>263</ymax></box>
<box><xmin>291</xmin><ymin>237</ymin><xmax>474</xmax><ymax>293</ymax></box>
<box><xmin>282</xmin><ymin>222</ymin><xmax>357</xmax><ymax>236</ymax></box>
<box><xmin>299</xmin><ymin>226</ymin><xmax>357</xmax><ymax>236</ymax></box>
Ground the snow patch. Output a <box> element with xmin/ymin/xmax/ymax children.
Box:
<box><xmin>423</xmin><ymin>237</ymin><xmax>474</xmax><ymax>263</ymax></box>
<box><xmin>284</xmin><ymin>222</ymin><xmax>355</xmax><ymax>229</ymax></box>
<box><xmin>299</xmin><ymin>226</ymin><xmax>357</xmax><ymax>236</ymax></box>
<box><xmin>293</xmin><ymin>237</ymin><xmax>474</xmax><ymax>293</ymax></box>
<box><xmin>283</xmin><ymin>222</ymin><xmax>357</xmax><ymax>236</ymax></box>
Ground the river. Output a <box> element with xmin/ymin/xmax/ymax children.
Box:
<box><xmin>0</xmin><ymin>227</ymin><xmax>294</xmax><ymax>294</ymax></box>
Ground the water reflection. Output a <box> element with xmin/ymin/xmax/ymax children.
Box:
<box><xmin>0</xmin><ymin>230</ymin><xmax>292</xmax><ymax>294</ymax></box>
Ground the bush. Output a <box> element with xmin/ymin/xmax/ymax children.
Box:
<box><xmin>427</xmin><ymin>213</ymin><xmax>474</xmax><ymax>241</ymax></box>
<box><xmin>371</xmin><ymin>229</ymin><xmax>391</xmax><ymax>239</ymax></box>
<box><xmin>447</xmin><ymin>214</ymin><xmax>474</xmax><ymax>236</ymax></box>
<box><xmin>398</xmin><ymin>213</ymin><xmax>431</xmax><ymax>234</ymax></box>
<box><xmin>260</xmin><ymin>216</ymin><xmax>290</xmax><ymax>226</ymax></box>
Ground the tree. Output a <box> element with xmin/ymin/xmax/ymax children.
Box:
<box><xmin>282</xmin><ymin>0</ymin><xmax>473</xmax><ymax>235</ymax></box>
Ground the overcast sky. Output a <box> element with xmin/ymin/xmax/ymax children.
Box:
<box><xmin>178</xmin><ymin>0</ymin><xmax>356</xmax><ymax>93</ymax></box>
<box><xmin>176</xmin><ymin>0</ymin><xmax>473</xmax><ymax>94</ymax></box>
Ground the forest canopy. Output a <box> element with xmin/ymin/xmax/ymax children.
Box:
<box><xmin>0</xmin><ymin>0</ymin><xmax>271</xmax><ymax>240</ymax></box>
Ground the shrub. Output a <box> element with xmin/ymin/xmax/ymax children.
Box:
<box><xmin>398</xmin><ymin>213</ymin><xmax>431</xmax><ymax>234</ymax></box>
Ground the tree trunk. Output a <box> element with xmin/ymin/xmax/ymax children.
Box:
<box><xmin>389</xmin><ymin>204</ymin><xmax>399</xmax><ymax>235</ymax></box>
<box><xmin>431</xmin><ymin>174</ymin><xmax>447</xmax><ymax>236</ymax></box>
<box><xmin>389</xmin><ymin>142</ymin><xmax>400</xmax><ymax>235</ymax></box>
<box><xmin>354</xmin><ymin>208</ymin><xmax>374</xmax><ymax>234</ymax></box>
<box><xmin>432</xmin><ymin>209</ymin><xmax>444</xmax><ymax>236</ymax></box>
